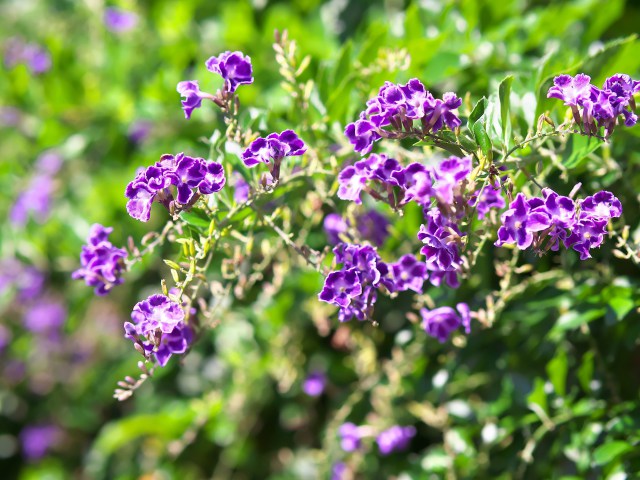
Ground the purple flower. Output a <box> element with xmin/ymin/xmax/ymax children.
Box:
<box><xmin>424</xmin><ymin>92</ymin><xmax>463</xmax><ymax>132</ymax></box>
<box><xmin>20</xmin><ymin>425</ymin><xmax>59</xmax><ymax>461</ymax></box>
<box><xmin>580</xmin><ymin>191</ymin><xmax>622</xmax><ymax>219</ymax></box>
<box><xmin>155</xmin><ymin>323</ymin><xmax>193</xmax><ymax>367</ymax></box>
<box><xmin>338</xmin><ymin>423</ymin><xmax>362</xmax><ymax>452</ymax></box>
<box><xmin>431</xmin><ymin>156</ymin><xmax>472</xmax><ymax>204</ymax></box>
<box><xmin>564</xmin><ymin>217</ymin><xmax>608</xmax><ymax>260</ymax></box>
<box><xmin>177</xmin><ymin>81</ymin><xmax>207</xmax><ymax>120</ymax></box>
<box><xmin>469</xmin><ymin>183</ymin><xmax>505</xmax><ymax>219</ymax></box>
<box><xmin>104</xmin><ymin>7</ymin><xmax>138</xmax><ymax>33</ymax></box>
<box><xmin>337</xmin><ymin>163</ymin><xmax>371</xmax><ymax>204</ymax></box>
<box><xmin>331</xmin><ymin>462</ymin><xmax>348</xmax><ymax>480</ymax></box>
<box><xmin>418</xmin><ymin>210</ymin><xmax>463</xmax><ymax>288</ymax></box>
<box><xmin>10</xmin><ymin>175</ymin><xmax>55</xmax><ymax>227</ymax></box>
<box><xmin>4</xmin><ymin>38</ymin><xmax>51</xmax><ymax>74</ymax></box>
<box><xmin>23</xmin><ymin>299</ymin><xmax>66</xmax><ymax>334</ymax></box>
<box><xmin>391</xmin><ymin>254</ymin><xmax>428</xmax><ymax>293</ymax></box>
<box><xmin>318</xmin><ymin>269</ymin><xmax>363</xmax><ymax>308</ymax></box>
<box><xmin>125</xmin><ymin>154</ymin><xmax>226</xmax><ymax>221</ymax></box>
<box><xmin>205</xmin><ymin>51</ymin><xmax>253</xmax><ymax>94</ymax></box>
<box><xmin>319</xmin><ymin>243</ymin><xmax>394</xmax><ymax>322</ymax></box>
<box><xmin>376</xmin><ymin>425</ymin><xmax>416</xmax><ymax>455</ymax></box>
<box><xmin>394</xmin><ymin>163</ymin><xmax>433</xmax><ymax>206</ymax></box>
<box><xmin>421</xmin><ymin>303</ymin><xmax>471</xmax><ymax>343</ymax></box>
<box><xmin>127</xmin><ymin>294</ymin><xmax>185</xmax><ymax>337</ymax></box>
<box><xmin>71</xmin><ymin>224</ymin><xmax>127</xmax><ymax>295</ymax></box>
<box><xmin>232</xmin><ymin>173</ymin><xmax>250</xmax><ymax>203</ymax></box>
<box><xmin>302</xmin><ymin>371</ymin><xmax>326</xmax><ymax>397</ymax></box>
<box><xmin>547</xmin><ymin>74</ymin><xmax>592</xmax><ymax>106</ymax></box>
<box><xmin>324</xmin><ymin>213</ymin><xmax>348</xmax><ymax>244</ymax></box>
<box><xmin>548</xmin><ymin>72</ymin><xmax>640</xmax><ymax>136</ymax></box>
<box><xmin>344</xmin><ymin>119</ymin><xmax>381</xmax><ymax>155</ymax></box>
<box><xmin>495</xmin><ymin>193</ymin><xmax>551</xmax><ymax>249</ymax></box>
<box><xmin>355</xmin><ymin>210</ymin><xmax>390</xmax><ymax>247</ymax></box>
<box><xmin>241</xmin><ymin>130</ymin><xmax>306</xmax><ymax>168</ymax></box>
<box><xmin>0</xmin><ymin>261</ymin><xmax>45</xmax><ymax>300</ymax></box>
<box><xmin>128</xmin><ymin>120</ymin><xmax>152</xmax><ymax>144</ymax></box>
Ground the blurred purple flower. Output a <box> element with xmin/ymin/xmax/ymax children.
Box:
<box><xmin>324</xmin><ymin>213</ymin><xmax>348</xmax><ymax>244</ymax></box>
<box><xmin>376</xmin><ymin>425</ymin><xmax>416</xmax><ymax>455</ymax></box>
<box><xmin>104</xmin><ymin>7</ymin><xmax>138</xmax><ymax>33</ymax></box>
<box><xmin>4</xmin><ymin>38</ymin><xmax>51</xmax><ymax>74</ymax></box>
<box><xmin>0</xmin><ymin>325</ymin><xmax>11</xmax><ymax>354</ymax></box>
<box><xmin>128</xmin><ymin>120</ymin><xmax>152</xmax><ymax>144</ymax></box>
<box><xmin>421</xmin><ymin>303</ymin><xmax>471</xmax><ymax>343</ymax></box>
<box><xmin>0</xmin><ymin>106</ymin><xmax>21</xmax><ymax>127</ymax></box>
<box><xmin>302</xmin><ymin>371</ymin><xmax>326</xmax><ymax>397</ymax></box>
<box><xmin>23</xmin><ymin>299</ymin><xmax>66</xmax><ymax>334</ymax></box>
<box><xmin>232</xmin><ymin>173</ymin><xmax>250</xmax><ymax>203</ymax></box>
<box><xmin>20</xmin><ymin>425</ymin><xmax>59</xmax><ymax>461</ymax></box>
<box><xmin>331</xmin><ymin>462</ymin><xmax>348</xmax><ymax>480</ymax></box>
<box><xmin>338</xmin><ymin>422</ymin><xmax>362</xmax><ymax>452</ymax></box>
<box><xmin>10</xmin><ymin>175</ymin><xmax>55</xmax><ymax>226</ymax></box>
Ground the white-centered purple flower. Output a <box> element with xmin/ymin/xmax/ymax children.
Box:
<box><xmin>206</xmin><ymin>51</ymin><xmax>254</xmax><ymax>94</ymax></box>
<box><xmin>391</xmin><ymin>254</ymin><xmax>429</xmax><ymax>293</ymax></box>
<box><xmin>376</xmin><ymin>425</ymin><xmax>416</xmax><ymax>455</ymax></box>
<box><xmin>495</xmin><ymin>193</ymin><xmax>551</xmax><ymax>249</ymax></box>
<box><xmin>177</xmin><ymin>81</ymin><xmax>208</xmax><ymax>120</ymax></box>
<box><xmin>71</xmin><ymin>224</ymin><xmax>127</xmax><ymax>295</ymax></box>
<box><xmin>431</xmin><ymin>156</ymin><xmax>472</xmax><ymax>204</ymax></box>
<box><xmin>421</xmin><ymin>303</ymin><xmax>471</xmax><ymax>343</ymax></box>
<box><xmin>241</xmin><ymin>130</ymin><xmax>306</xmax><ymax>169</ymax></box>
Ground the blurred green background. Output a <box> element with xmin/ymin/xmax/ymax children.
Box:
<box><xmin>1</xmin><ymin>0</ymin><xmax>640</xmax><ymax>478</ymax></box>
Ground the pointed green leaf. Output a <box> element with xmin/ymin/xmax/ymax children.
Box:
<box><xmin>499</xmin><ymin>75</ymin><xmax>514</xmax><ymax>147</ymax></box>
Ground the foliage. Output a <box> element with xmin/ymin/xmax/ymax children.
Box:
<box><xmin>1</xmin><ymin>1</ymin><xmax>640</xmax><ymax>479</ymax></box>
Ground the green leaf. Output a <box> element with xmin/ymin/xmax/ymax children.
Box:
<box><xmin>562</xmin><ymin>134</ymin><xmax>602</xmax><ymax>169</ymax></box>
<box><xmin>527</xmin><ymin>377</ymin><xmax>548</xmax><ymax>416</ymax></box>
<box><xmin>180</xmin><ymin>208</ymin><xmax>211</xmax><ymax>230</ymax></box>
<box><xmin>577</xmin><ymin>351</ymin><xmax>595</xmax><ymax>393</ymax></box>
<box><xmin>499</xmin><ymin>75</ymin><xmax>514</xmax><ymax>147</ymax></box>
<box><xmin>468</xmin><ymin>97</ymin><xmax>487</xmax><ymax>135</ymax></box>
<box><xmin>553</xmin><ymin>308</ymin><xmax>606</xmax><ymax>333</ymax></box>
<box><xmin>546</xmin><ymin>348</ymin><xmax>568</xmax><ymax>397</ymax></box>
<box><xmin>473</xmin><ymin>121</ymin><xmax>493</xmax><ymax>161</ymax></box>
<box><xmin>593</xmin><ymin>441</ymin><xmax>633</xmax><ymax>465</ymax></box>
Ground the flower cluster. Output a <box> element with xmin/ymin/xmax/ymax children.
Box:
<box><xmin>4</xmin><ymin>37</ymin><xmax>51</xmax><ymax>74</ymax></box>
<box><xmin>337</xmin><ymin>154</ymin><xmax>473</xmax><ymax>210</ymax></box>
<box><xmin>71</xmin><ymin>224</ymin><xmax>127</xmax><ymax>296</ymax></box>
<box><xmin>345</xmin><ymin>78</ymin><xmax>462</xmax><ymax>154</ymax></box>
<box><xmin>376</xmin><ymin>425</ymin><xmax>416</xmax><ymax>455</ymax></box>
<box><xmin>125</xmin><ymin>153</ymin><xmax>225</xmax><ymax>222</ymax></box>
<box><xmin>124</xmin><ymin>294</ymin><xmax>193</xmax><ymax>367</ymax></box>
<box><xmin>318</xmin><ymin>243</ymin><xmax>393</xmax><ymax>322</ymax></box>
<box><xmin>418</xmin><ymin>210</ymin><xmax>465</xmax><ymax>288</ymax></box>
<box><xmin>421</xmin><ymin>303</ymin><xmax>471</xmax><ymax>343</ymax></box>
<box><xmin>323</xmin><ymin>210</ymin><xmax>390</xmax><ymax>247</ymax></box>
<box><xmin>240</xmin><ymin>130</ymin><xmax>306</xmax><ymax>180</ymax></box>
<box><xmin>547</xmin><ymin>73</ymin><xmax>639</xmax><ymax>136</ymax></box>
<box><xmin>495</xmin><ymin>188</ymin><xmax>622</xmax><ymax>259</ymax></box>
<box><xmin>177</xmin><ymin>51</ymin><xmax>253</xmax><ymax>119</ymax></box>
